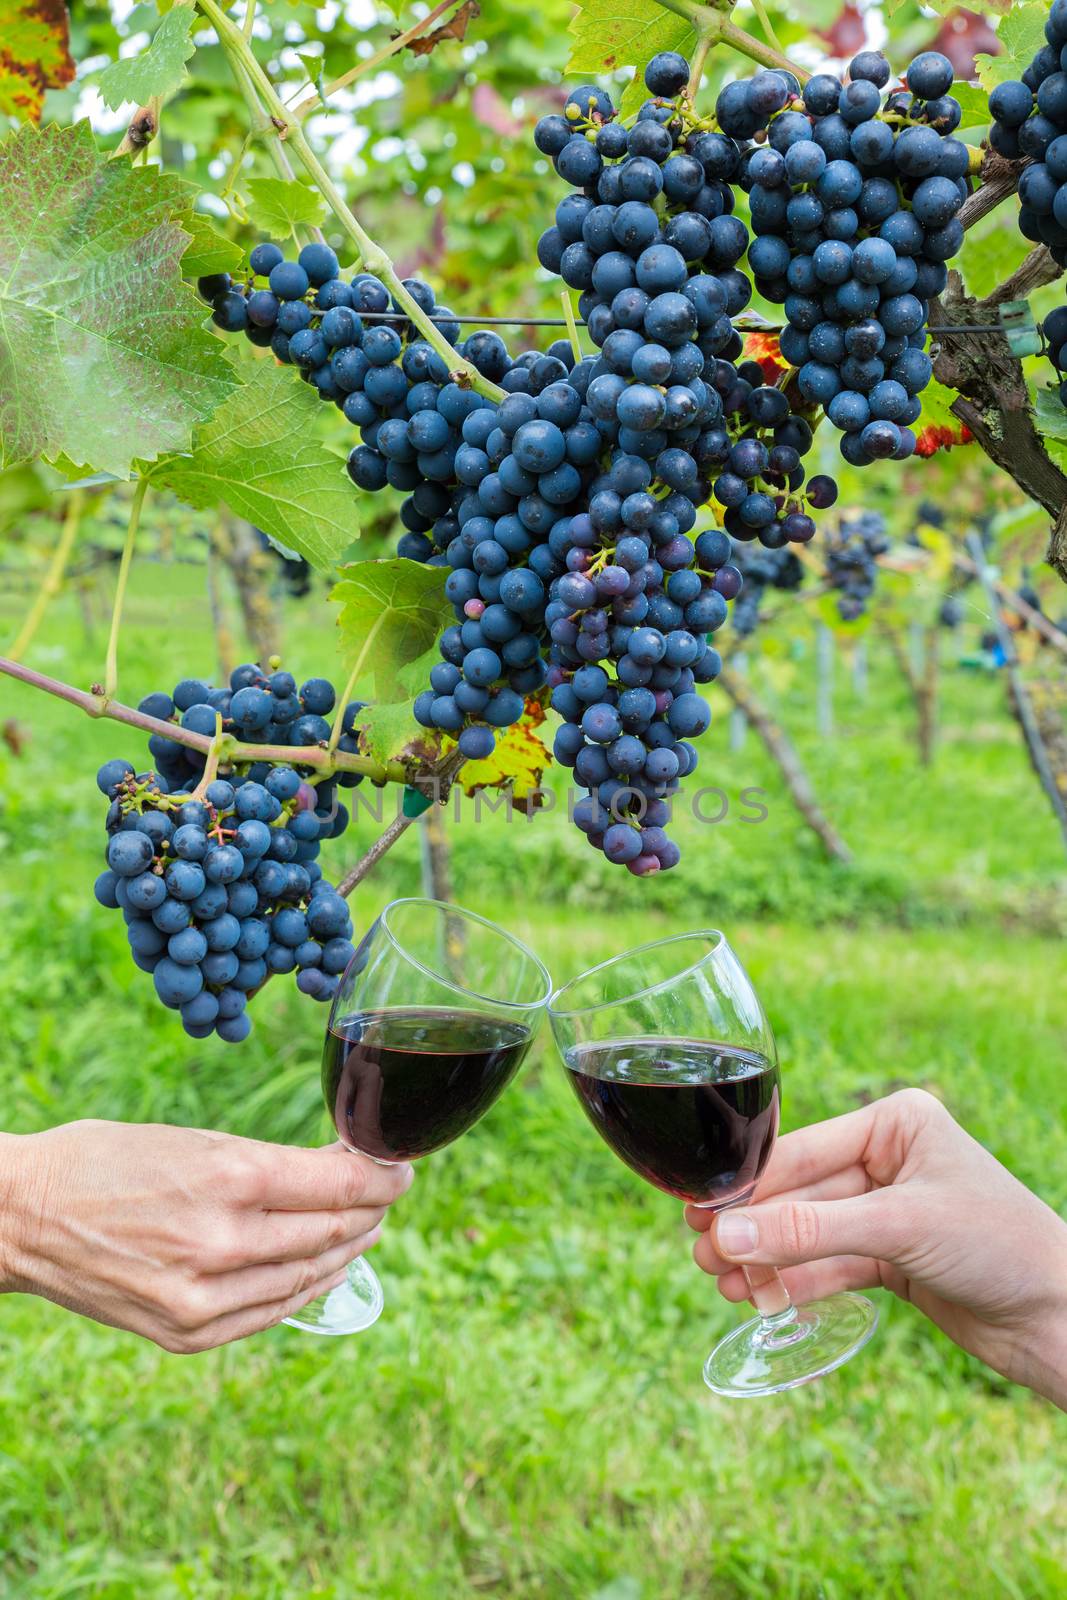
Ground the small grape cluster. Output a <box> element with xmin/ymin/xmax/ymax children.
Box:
<box><xmin>94</xmin><ymin>763</ymin><xmax>355</xmax><ymax>1042</ymax></box>
<box><xmin>1042</xmin><ymin>305</ymin><xmax>1067</xmax><ymax>406</ymax></box>
<box><xmin>137</xmin><ymin>662</ymin><xmax>364</xmax><ymax>840</ymax></box>
<box><xmin>728</xmin><ymin>543</ymin><xmax>804</xmax><ymax>637</ymax></box>
<box><xmin>822</xmin><ymin>510</ymin><xmax>889</xmax><ymax>620</ymax></box>
<box><xmin>990</xmin><ymin>0</ymin><xmax>1067</xmax><ymax>267</ymax></box>
<box><xmin>735</xmin><ymin>49</ymin><xmax>967</xmax><ymax>467</ymax></box>
<box><xmin>92</xmin><ymin>662</ymin><xmax>365</xmax><ymax>1040</ymax></box>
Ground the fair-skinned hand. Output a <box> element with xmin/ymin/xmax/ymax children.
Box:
<box><xmin>0</xmin><ymin>1120</ymin><xmax>412</xmax><ymax>1353</ymax></box>
<box><xmin>686</xmin><ymin>1089</ymin><xmax>1067</xmax><ymax>1410</ymax></box>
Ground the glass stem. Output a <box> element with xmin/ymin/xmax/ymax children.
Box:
<box><xmin>742</xmin><ymin>1264</ymin><xmax>795</xmax><ymax>1322</ymax></box>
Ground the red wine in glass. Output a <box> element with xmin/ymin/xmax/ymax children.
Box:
<box><xmin>564</xmin><ymin>1038</ymin><xmax>780</xmax><ymax>1206</ymax></box>
<box><xmin>323</xmin><ymin>1006</ymin><xmax>533</xmax><ymax>1163</ymax></box>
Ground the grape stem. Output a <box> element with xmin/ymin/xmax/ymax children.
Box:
<box><xmin>748</xmin><ymin>0</ymin><xmax>785</xmax><ymax>59</ymax></box>
<box><xmin>189</xmin><ymin>714</ymin><xmax>227</xmax><ymax>801</ymax></box>
<box><xmin>326</xmin><ymin>656</ymin><xmax>364</xmax><ymax>756</ymax></box>
<box><xmin>0</xmin><ymin>655</ymin><xmax>407</xmax><ymax>784</ymax></box>
<box><xmin>654</xmin><ymin>0</ymin><xmax>811</xmax><ymax>83</ymax></box>
<box><xmin>561</xmin><ymin>290</ymin><xmax>583</xmax><ymax>364</ymax></box>
<box><xmin>228</xmin><ymin>53</ymin><xmax>327</xmax><ymax>245</ymax></box>
<box><xmin>5</xmin><ymin>490</ymin><xmax>86</xmax><ymax>662</ymax></box>
<box><xmin>103</xmin><ymin>478</ymin><xmax>148</xmax><ymax>704</ymax></box>
<box><xmin>290</xmin><ymin>0</ymin><xmax>460</xmax><ymax>121</ymax></box>
<box><xmin>195</xmin><ymin>0</ymin><xmax>506</xmax><ymax>402</ymax></box>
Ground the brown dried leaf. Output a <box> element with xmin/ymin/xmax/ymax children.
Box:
<box><xmin>2</xmin><ymin>718</ymin><xmax>29</xmax><ymax>755</ymax></box>
<box><xmin>407</xmin><ymin>0</ymin><xmax>479</xmax><ymax>58</ymax></box>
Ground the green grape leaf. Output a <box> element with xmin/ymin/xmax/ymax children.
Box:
<box><xmin>331</xmin><ymin>559</ymin><xmax>451</xmax><ymax>702</ymax></box>
<box><xmin>146</xmin><ymin>365</ymin><xmax>355</xmax><ymax>572</ymax></box>
<box><xmin>97</xmin><ymin>5</ymin><xmax>197</xmax><ymax>111</ymax></box>
<box><xmin>245</xmin><ymin>177</ymin><xmax>326</xmax><ymax>238</ymax></box>
<box><xmin>358</xmin><ymin>699</ymin><xmax>441</xmax><ymax>768</ymax></box>
<box><xmin>180</xmin><ymin>212</ymin><xmax>243</xmax><ymax>279</ymax></box>
<box><xmin>976</xmin><ymin>5</ymin><xmax>1049</xmax><ymax>90</ymax></box>
<box><xmin>1034</xmin><ymin>385</ymin><xmax>1067</xmax><ymax>443</ymax></box>
<box><xmin>950</xmin><ymin>82</ymin><xmax>992</xmax><ymax>131</ymax></box>
<box><xmin>0</xmin><ymin>120</ymin><xmax>236</xmax><ymax>477</ymax></box>
<box><xmin>0</xmin><ymin>0</ymin><xmax>76</xmax><ymax>122</ymax></box>
<box><xmin>567</xmin><ymin>0</ymin><xmax>695</xmax><ymax>116</ymax></box>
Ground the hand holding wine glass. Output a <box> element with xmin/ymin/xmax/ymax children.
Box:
<box><xmin>549</xmin><ymin>930</ymin><xmax>878</xmax><ymax>1397</ymax></box>
<box><xmin>286</xmin><ymin>897</ymin><xmax>550</xmax><ymax>1337</ymax></box>
<box><xmin>687</xmin><ymin>1089</ymin><xmax>1067</xmax><ymax>1411</ymax></box>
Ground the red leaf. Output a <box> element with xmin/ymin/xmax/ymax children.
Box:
<box><xmin>915</xmin><ymin>421</ymin><xmax>974</xmax><ymax>458</ymax></box>
<box><xmin>744</xmin><ymin>330</ymin><xmax>787</xmax><ymax>384</ymax></box>
<box><xmin>929</xmin><ymin>9</ymin><xmax>999</xmax><ymax>79</ymax></box>
<box><xmin>472</xmin><ymin>81</ymin><xmax>523</xmax><ymax>139</ymax></box>
<box><xmin>819</xmin><ymin>4</ymin><xmax>866</xmax><ymax>60</ymax></box>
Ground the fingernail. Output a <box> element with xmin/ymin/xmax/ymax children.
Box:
<box><xmin>398</xmin><ymin>1163</ymin><xmax>415</xmax><ymax>1193</ymax></box>
<box><xmin>716</xmin><ymin>1212</ymin><xmax>758</xmax><ymax>1258</ymax></box>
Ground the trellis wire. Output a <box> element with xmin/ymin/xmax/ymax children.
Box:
<box><xmin>349</xmin><ymin>310</ymin><xmax>1014</xmax><ymax>336</ymax></box>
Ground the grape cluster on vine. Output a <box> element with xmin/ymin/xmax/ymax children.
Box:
<box><xmin>822</xmin><ymin>511</ymin><xmax>890</xmax><ymax>620</ymax></box>
<box><xmin>93</xmin><ymin>665</ymin><xmax>361</xmax><ymax>1040</ymax></box>
<box><xmin>737</xmin><ymin>49</ymin><xmax>966</xmax><ymax>467</ymax></box>
<box><xmin>199</xmin><ymin>38</ymin><xmax>973</xmax><ymax>873</ymax></box>
<box><xmin>1042</xmin><ymin>305</ymin><xmax>1067</xmax><ymax>407</ymax></box>
<box><xmin>990</xmin><ymin>0</ymin><xmax>1067</xmax><ymax>267</ymax></box>
<box><xmin>728</xmin><ymin>544</ymin><xmax>804</xmax><ymax>637</ymax></box>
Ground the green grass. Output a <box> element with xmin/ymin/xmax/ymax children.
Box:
<box><xmin>1</xmin><ymin>569</ymin><xmax>1066</xmax><ymax>1599</ymax></box>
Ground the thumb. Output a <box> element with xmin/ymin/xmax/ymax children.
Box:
<box><xmin>712</xmin><ymin>1190</ymin><xmax>912</xmax><ymax>1269</ymax></box>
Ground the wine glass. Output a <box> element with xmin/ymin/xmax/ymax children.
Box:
<box><xmin>285</xmin><ymin>897</ymin><xmax>551</xmax><ymax>1336</ymax></box>
<box><xmin>548</xmin><ymin>929</ymin><xmax>878</xmax><ymax>1397</ymax></box>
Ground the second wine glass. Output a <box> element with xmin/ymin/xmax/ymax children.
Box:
<box><xmin>285</xmin><ymin>897</ymin><xmax>551</xmax><ymax>1337</ymax></box>
<box><xmin>548</xmin><ymin>930</ymin><xmax>878</xmax><ymax>1397</ymax></box>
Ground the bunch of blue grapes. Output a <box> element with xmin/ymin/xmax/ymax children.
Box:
<box><xmin>534</xmin><ymin>55</ymin><xmax>837</xmax><ymax>547</ymax></box>
<box><xmin>200</xmin><ymin>52</ymin><xmax>848</xmax><ymax>872</ymax></box>
<box><xmin>199</xmin><ymin>244</ymin><xmax>534</xmax><ymax>565</ymax></box>
<box><xmin>93</xmin><ymin>759</ymin><xmax>355</xmax><ymax>1043</ymax></box>
<box><xmin>989</xmin><ymin>0</ymin><xmax>1067</xmax><ymax>268</ymax></box>
<box><xmin>136</xmin><ymin>662</ymin><xmax>364</xmax><ymax>839</ymax></box>
<box><xmin>822</xmin><ymin>510</ymin><xmax>890</xmax><ymax>620</ymax></box>
<box><xmin>732</xmin><ymin>49</ymin><xmax>968</xmax><ymax>466</ymax></box>
<box><xmin>728</xmin><ymin>543</ymin><xmax>805</xmax><ymax>636</ymax></box>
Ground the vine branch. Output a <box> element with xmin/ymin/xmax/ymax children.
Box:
<box><xmin>291</xmin><ymin>0</ymin><xmax>459</xmax><ymax>121</ymax></box>
<box><xmin>654</xmin><ymin>0</ymin><xmax>810</xmax><ymax>82</ymax></box>
<box><xmin>0</xmin><ymin>656</ymin><xmax>407</xmax><ymax>784</ymax></box>
<box><xmin>335</xmin><ymin>748</ymin><xmax>467</xmax><ymax>898</ymax></box>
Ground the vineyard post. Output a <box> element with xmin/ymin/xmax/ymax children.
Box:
<box><xmin>717</xmin><ymin>663</ymin><xmax>852</xmax><ymax>863</ymax></box>
<box><xmin>965</xmin><ymin>533</ymin><xmax>1067</xmax><ymax>855</ymax></box>
<box><xmin>852</xmin><ymin>640</ymin><xmax>869</xmax><ymax>702</ymax></box>
<box><xmin>729</xmin><ymin>650</ymin><xmax>748</xmax><ymax>752</ymax></box>
<box><xmin>816</xmin><ymin>625</ymin><xmax>835</xmax><ymax>740</ymax></box>
<box><xmin>918</xmin><ymin>625</ymin><xmax>939</xmax><ymax>768</ymax></box>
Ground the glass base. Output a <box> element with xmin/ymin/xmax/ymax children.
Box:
<box><xmin>282</xmin><ymin>1256</ymin><xmax>385</xmax><ymax>1337</ymax></box>
<box><xmin>703</xmin><ymin>1291</ymin><xmax>878</xmax><ymax>1398</ymax></box>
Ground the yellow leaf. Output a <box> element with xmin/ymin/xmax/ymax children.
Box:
<box><xmin>449</xmin><ymin>704</ymin><xmax>551</xmax><ymax>811</ymax></box>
